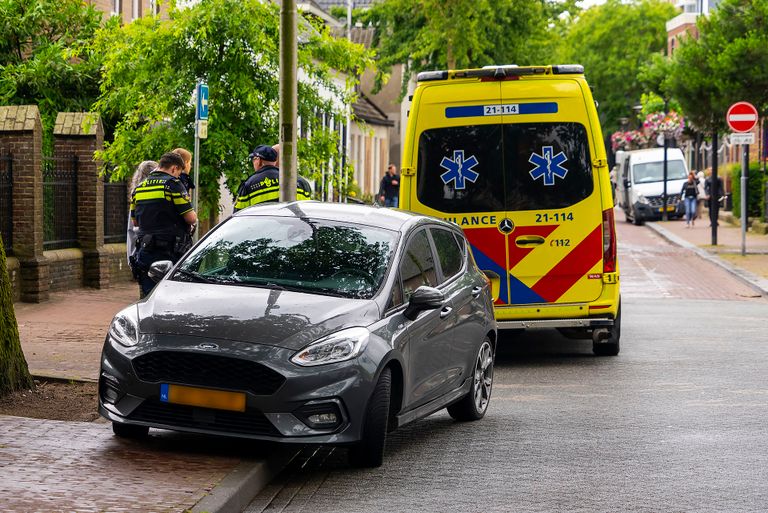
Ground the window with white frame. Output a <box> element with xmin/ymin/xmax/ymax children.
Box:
<box><xmin>132</xmin><ymin>0</ymin><xmax>141</xmax><ymax>19</ymax></box>
<box><xmin>112</xmin><ymin>0</ymin><xmax>122</xmax><ymax>16</ymax></box>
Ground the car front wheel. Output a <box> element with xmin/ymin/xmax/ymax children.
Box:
<box><xmin>349</xmin><ymin>367</ymin><xmax>391</xmax><ymax>468</ymax></box>
<box><xmin>448</xmin><ymin>338</ymin><xmax>494</xmax><ymax>421</ymax></box>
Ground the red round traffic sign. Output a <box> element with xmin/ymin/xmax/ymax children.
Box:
<box><xmin>726</xmin><ymin>101</ymin><xmax>758</xmax><ymax>132</ymax></box>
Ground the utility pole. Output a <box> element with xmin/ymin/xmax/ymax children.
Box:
<box><xmin>343</xmin><ymin>0</ymin><xmax>353</xmax><ymax>203</ymax></box>
<box><xmin>279</xmin><ymin>0</ymin><xmax>298</xmax><ymax>202</ymax></box>
<box><xmin>710</xmin><ymin>130</ymin><xmax>719</xmax><ymax>245</ymax></box>
<box><xmin>662</xmin><ymin>98</ymin><xmax>669</xmax><ymax>222</ymax></box>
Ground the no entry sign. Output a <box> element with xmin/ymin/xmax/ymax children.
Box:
<box><xmin>726</xmin><ymin>101</ymin><xmax>758</xmax><ymax>133</ymax></box>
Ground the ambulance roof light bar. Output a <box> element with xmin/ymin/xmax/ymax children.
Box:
<box><xmin>417</xmin><ymin>64</ymin><xmax>584</xmax><ymax>82</ymax></box>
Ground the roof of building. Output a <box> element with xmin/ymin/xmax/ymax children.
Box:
<box><xmin>353</xmin><ymin>93</ymin><xmax>394</xmax><ymax>126</ymax></box>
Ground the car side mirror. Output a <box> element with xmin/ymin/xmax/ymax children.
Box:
<box><xmin>482</xmin><ymin>270</ymin><xmax>500</xmax><ymax>302</ymax></box>
<box><xmin>148</xmin><ymin>260</ymin><xmax>173</xmax><ymax>283</ymax></box>
<box><xmin>623</xmin><ymin>179</ymin><xmax>631</xmax><ymax>189</ymax></box>
<box><xmin>404</xmin><ymin>286</ymin><xmax>444</xmax><ymax>321</ymax></box>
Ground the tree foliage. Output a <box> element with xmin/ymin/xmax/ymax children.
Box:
<box><xmin>362</xmin><ymin>0</ymin><xmax>561</xmax><ymax>96</ymax></box>
<box><xmin>559</xmin><ymin>0</ymin><xmax>675</xmax><ymax>135</ymax></box>
<box><xmin>0</xmin><ymin>0</ymin><xmax>102</xmax><ymax>139</ymax></box>
<box><xmin>665</xmin><ymin>0</ymin><xmax>768</xmax><ymax>134</ymax></box>
<box><xmin>95</xmin><ymin>0</ymin><xmax>372</xmax><ymax>216</ymax></box>
<box><xmin>0</xmin><ymin>235</ymin><xmax>34</xmax><ymax>397</ymax></box>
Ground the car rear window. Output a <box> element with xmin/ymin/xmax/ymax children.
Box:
<box><xmin>417</xmin><ymin>122</ymin><xmax>593</xmax><ymax>212</ymax></box>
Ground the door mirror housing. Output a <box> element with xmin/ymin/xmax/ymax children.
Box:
<box><xmin>404</xmin><ymin>286</ymin><xmax>444</xmax><ymax>320</ymax></box>
<box><xmin>148</xmin><ymin>260</ymin><xmax>173</xmax><ymax>282</ymax></box>
<box><xmin>623</xmin><ymin>179</ymin><xmax>631</xmax><ymax>189</ymax></box>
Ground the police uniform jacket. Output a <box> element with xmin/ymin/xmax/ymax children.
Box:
<box><xmin>234</xmin><ymin>165</ymin><xmax>312</xmax><ymax>211</ymax></box>
<box><xmin>131</xmin><ymin>170</ymin><xmax>193</xmax><ymax>241</ymax></box>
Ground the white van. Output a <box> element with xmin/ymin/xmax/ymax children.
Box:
<box><xmin>614</xmin><ymin>147</ymin><xmax>688</xmax><ymax>225</ymax></box>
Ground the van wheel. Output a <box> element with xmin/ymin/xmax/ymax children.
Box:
<box><xmin>448</xmin><ymin>339</ymin><xmax>494</xmax><ymax>421</ymax></box>
<box><xmin>349</xmin><ymin>367</ymin><xmax>391</xmax><ymax>468</ymax></box>
<box><xmin>593</xmin><ymin>305</ymin><xmax>621</xmax><ymax>356</ymax></box>
<box><xmin>112</xmin><ymin>422</ymin><xmax>149</xmax><ymax>439</ymax></box>
<box><xmin>631</xmin><ymin>208</ymin><xmax>644</xmax><ymax>226</ymax></box>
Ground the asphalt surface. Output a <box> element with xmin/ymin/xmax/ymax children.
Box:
<box><xmin>245</xmin><ymin>220</ymin><xmax>768</xmax><ymax>513</ymax></box>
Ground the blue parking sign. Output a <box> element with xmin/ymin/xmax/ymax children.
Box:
<box><xmin>197</xmin><ymin>82</ymin><xmax>209</xmax><ymax>120</ymax></box>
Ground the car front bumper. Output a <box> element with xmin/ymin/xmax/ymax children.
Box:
<box><xmin>98</xmin><ymin>333</ymin><xmax>379</xmax><ymax>444</ymax></box>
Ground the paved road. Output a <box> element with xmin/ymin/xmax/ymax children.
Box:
<box><xmin>246</xmin><ymin>221</ymin><xmax>768</xmax><ymax>513</ymax></box>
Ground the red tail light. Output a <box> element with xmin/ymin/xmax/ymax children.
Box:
<box><xmin>602</xmin><ymin>208</ymin><xmax>617</xmax><ymax>273</ymax></box>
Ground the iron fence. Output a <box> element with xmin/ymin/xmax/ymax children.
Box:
<box><xmin>104</xmin><ymin>170</ymin><xmax>128</xmax><ymax>244</ymax></box>
<box><xmin>43</xmin><ymin>155</ymin><xmax>78</xmax><ymax>250</ymax></box>
<box><xmin>0</xmin><ymin>153</ymin><xmax>11</xmax><ymax>253</ymax></box>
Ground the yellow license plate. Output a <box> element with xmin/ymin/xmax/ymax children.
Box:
<box><xmin>160</xmin><ymin>384</ymin><xmax>245</xmax><ymax>412</ymax></box>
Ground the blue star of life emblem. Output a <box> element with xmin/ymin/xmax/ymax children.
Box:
<box><xmin>529</xmin><ymin>146</ymin><xmax>568</xmax><ymax>186</ymax></box>
<box><xmin>439</xmin><ymin>150</ymin><xmax>479</xmax><ymax>190</ymax></box>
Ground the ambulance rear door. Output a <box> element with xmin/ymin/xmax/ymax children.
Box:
<box><xmin>498</xmin><ymin>79</ymin><xmax>604</xmax><ymax>308</ymax></box>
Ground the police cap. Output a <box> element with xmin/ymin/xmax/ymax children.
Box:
<box><xmin>249</xmin><ymin>145</ymin><xmax>278</xmax><ymax>162</ymax></box>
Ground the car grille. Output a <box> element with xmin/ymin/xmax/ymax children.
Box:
<box><xmin>132</xmin><ymin>351</ymin><xmax>285</xmax><ymax>395</ymax></box>
<box><xmin>647</xmin><ymin>193</ymin><xmax>680</xmax><ymax>207</ymax></box>
<box><xmin>129</xmin><ymin>399</ymin><xmax>280</xmax><ymax>436</ymax></box>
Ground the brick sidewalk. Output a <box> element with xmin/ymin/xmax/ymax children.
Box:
<box><xmin>14</xmin><ymin>282</ymin><xmax>139</xmax><ymax>381</ymax></box>
<box><xmin>648</xmin><ymin>211</ymin><xmax>768</xmax><ymax>295</ymax></box>
<box><xmin>0</xmin><ymin>415</ymin><xmax>242</xmax><ymax>513</ymax></box>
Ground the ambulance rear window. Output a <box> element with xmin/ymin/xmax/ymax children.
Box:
<box><xmin>416</xmin><ymin>122</ymin><xmax>593</xmax><ymax>212</ymax></box>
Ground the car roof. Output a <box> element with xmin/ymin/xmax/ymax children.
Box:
<box><xmin>232</xmin><ymin>201</ymin><xmax>458</xmax><ymax>234</ymax></box>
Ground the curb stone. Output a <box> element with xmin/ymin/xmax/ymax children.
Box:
<box><xmin>191</xmin><ymin>447</ymin><xmax>300</xmax><ymax>513</ymax></box>
<box><xmin>646</xmin><ymin>222</ymin><xmax>768</xmax><ymax>298</ymax></box>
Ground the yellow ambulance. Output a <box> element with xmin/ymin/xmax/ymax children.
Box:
<box><xmin>399</xmin><ymin>64</ymin><xmax>620</xmax><ymax>355</ymax></box>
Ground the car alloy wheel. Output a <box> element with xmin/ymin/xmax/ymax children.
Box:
<box><xmin>473</xmin><ymin>341</ymin><xmax>493</xmax><ymax>413</ymax></box>
<box><xmin>447</xmin><ymin>337</ymin><xmax>494</xmax><ymax>421</ymax></box>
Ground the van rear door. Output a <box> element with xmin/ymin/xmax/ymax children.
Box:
<box><xmin>498</xmin><ymin>80</ymin><xmax>604</xmax><ymax>307</ymax></box>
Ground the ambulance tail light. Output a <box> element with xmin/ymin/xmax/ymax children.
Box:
<box><xmin>602</xmin><ymin>208</ymin><xmax>617</xmax><ymax>273</ymax></box>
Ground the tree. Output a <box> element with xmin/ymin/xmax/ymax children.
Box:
<box><xmin>0</xmin><ymin>235</ymin><xmax>34</xmax><ymax>397</ymax></box>
<box><xmin>94</xmin><ymin>0</ymin><xmax>372</xmax><ymax>216</ymax></box>
<box><xmin>361</xmin><ymin>0</ymin><xmax>557</xmax><ymax>96</ymax></box>
<box><xmin>558</xmin><ymin>0</ymin><xmax>676</xmax><ymax>135</ymax></box>
<box><xmin>0</xmin><ymin>0</ymin><xmax>102</xmax><ymax>142</ymax></box>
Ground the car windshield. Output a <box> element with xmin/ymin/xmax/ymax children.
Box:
<box><xmin>173</xmin><ymin>216</ymin><xmax>398</xmax><ymax>299</ymax></box>
<box><xmin>632</xmin><ymin>160</ymin><xmax>687</xmax><ymax>184</ymax></box>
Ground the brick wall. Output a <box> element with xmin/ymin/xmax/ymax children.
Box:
<box><xmin>45</xmin><ymin>249</ymin><xmax>85</xmax><ymax>292</ymax></box>
<box><xmin>0</xmin><ymin>106</ymin><xmax>49</xmax><ymax>302</ymax></box>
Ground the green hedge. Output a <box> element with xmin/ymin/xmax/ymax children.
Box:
<box><xmin>728</xmin><ymin>162</ymin><xmax>766</xmax><ymax>219</ymax></box>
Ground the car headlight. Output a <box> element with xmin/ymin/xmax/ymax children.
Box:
<box><xmin>637</xmin><ymin>194</ymin><xmax>649</xmax><ymax>205</ymax></box>
<box><xmin>290</xmin><ymin>327</ymin><xmax>369</xmax><ymax>367</ymax></box>
<box><xmin>108</xmin><ymin>306</ymin><xmax>139</xmax><ymax>347</ymax></box>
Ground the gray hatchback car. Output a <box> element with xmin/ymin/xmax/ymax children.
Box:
<box><xmin>99</xmin><ymin>202</ymin><xmax>496</xmax><ymax>467</ymax></box>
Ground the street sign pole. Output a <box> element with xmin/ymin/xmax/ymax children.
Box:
<box><xmin>741</xmin><ymin>143</ymin><xmax>748</xmax><ymax>256</ymax></box>
<box><xmin>193</xmin><ymin>81</ymin><xmax>209</xmax><ymax>242</ymax></box>
<box><xmin>661</xmin><ymin>99</ymin><xmax>669</xmax><ymax>222</ymax></box>
<box><xmin>710</xmin><ymin>131</ymin><xmax>719</xmax><ymax>246</ymax></box>
<box><xmin>726</xmin><ymin>101</ymin><xmax>758</xmax><ymax>255</ymax></box>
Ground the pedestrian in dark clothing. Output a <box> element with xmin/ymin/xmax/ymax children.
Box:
<box><xmin>378</xmin><ymin>164</ymin><xmax>400</xmax><ymax>207</ymax></box>
<box><xmin>234</xmin><ymin>144</ymin><xmax>311</xmax><ymax>211</ymax></box>
<box><xmin>705</xmin><ymin>172</ymin><xmax>724</xmax><ymax>227</ymax></box>
<box><xmin>680</xmin><ymin>172</ymin><xmax>699</xmax><ymax>228</ymax></box>
<box><xmin>130</xmin><ymin>152</ymin><xmax>197</xmax><ymax>297</ymax></box>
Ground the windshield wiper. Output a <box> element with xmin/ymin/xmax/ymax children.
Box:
<box><xmin>174</xmin><ymin>268</ymin><xmax>217</xmax><ymax>284</ymax></box>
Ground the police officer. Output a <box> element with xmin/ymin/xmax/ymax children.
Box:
<box><xmin>234</xmin><ymin>144</ymin><xmax>311</xmax><ymax>211</ymax></box>
<box><xmin>130</xmin><ymin>152</ymin><xmax>197</xmax><ymax>297</ymax></box>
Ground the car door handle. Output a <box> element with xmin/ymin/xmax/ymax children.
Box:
<box><xmin>515</xmin><ymin>235</ymin><xmax>545</xmax><ymax>247</ymax></box>
<box><xmin>471</xmin><ymin>286</ymin><xmax>482</xmax><ymax>298</ymax></box>
<box><xmin>440</xmin><ymin>306</ymin><xmax>453</xmax><ymax>319</ymax></box>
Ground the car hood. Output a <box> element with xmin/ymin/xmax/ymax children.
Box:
<box><xmin>137</xmin><ymin>280</ymin><xmax>381</xmax><ymax>350</ymax></box>
<box><xmin>633</xmin><ymin>178</ymin><xmax>687</xmax><ymax>197</ymax></box>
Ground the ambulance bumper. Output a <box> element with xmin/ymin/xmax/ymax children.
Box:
<box><xmin>497</xmin><ymin>318</ymin><xmax>613</xmax><ymax>330</ymax></box>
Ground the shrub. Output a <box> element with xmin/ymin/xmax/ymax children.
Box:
<box><xmin>729</xmin><ymin>162</ymin><xmax>766</xmax><ymax>219</ymax></box>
